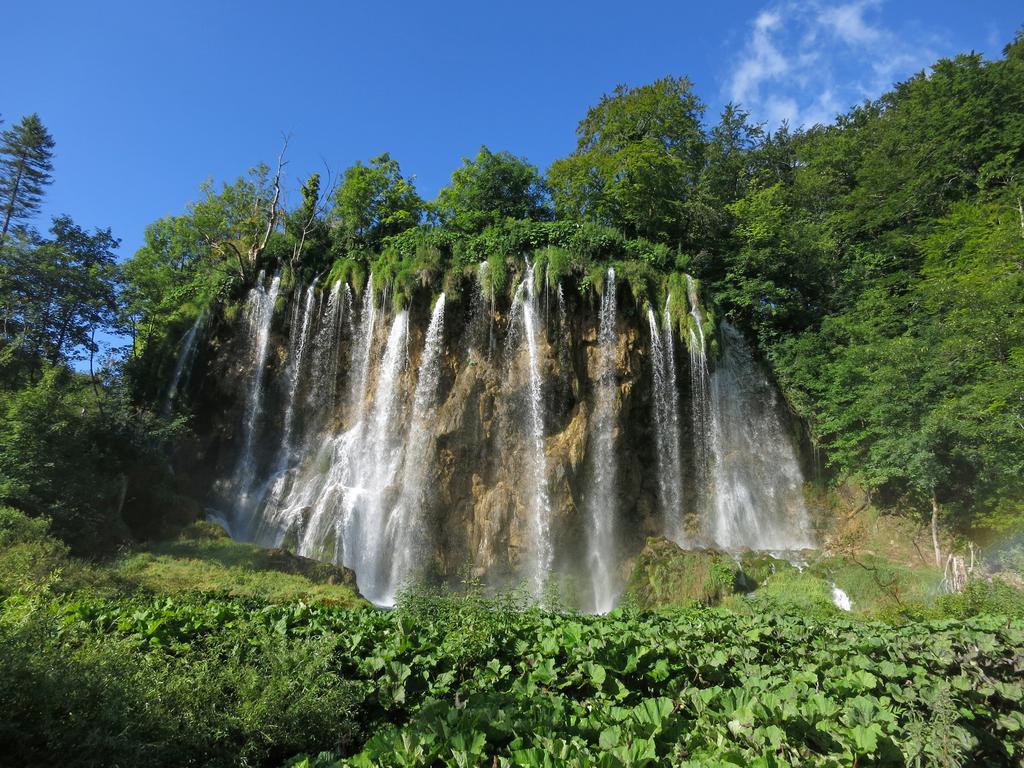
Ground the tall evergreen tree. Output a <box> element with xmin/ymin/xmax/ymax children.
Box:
<box><xmin>0</xmin><ymin>114</ymin><xmax>55</xmax><ymax>246</ymax></box>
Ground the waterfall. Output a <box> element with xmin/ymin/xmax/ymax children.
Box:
<box><xmin>249</xmin><ymin>280</ymin><xmax>344</xmax><ymax>544</ymax></box>
<box><xmin>469</xmin><ymin>263</ymin><xmax>491</xmax><ymax>359</ymax></box>
<box><xmin>708</xmin><ymin>322</ymin><xmax>813</xmax><ymax>551</ymax></box>
<box><xmin>831</xmin><ymin>583</ymin><xmax>852</xmax><ymax>611</ymax></box>
<box><xmin>342</xmin><ymin>310</ymin><xmax>410</xmax><ymax>603</ymax></box>
<box><xmin>161</xmin><ymin>311</ymin><xmax>204</xmax><ymax>416</ymax></box>
<box><xmin>348</xmin><ymin>277</ymin><xmax>378</xmax><ymax>422</ymax></box>
<box><xmin>232</xmin><ymin>271</ymin><xmax>281</xmax><ymax>524</ymax></box>
<box><xmin>687</xmin><ymin>277</ymin><xmax>713</xmax><ymax>512</ymax></box>
<box><xmin>276</xmin><ymin>299</ymin><xmax>409</xmax><ymax>601</ymax></box>
<box><xmin>211</xmin><ymin>261</ymin><xmax>822</xmax><ymax>610</ymax></box>
<box><xmin>280</xmin><ymin>283</ymin><xmax>318</xmax><ymax>461</ymax></box>
<box><xmin>308</xmin><ymin>280</ymin><xmax>347</xmax><ymax>420</ymax></box>
<box><xmin>586</xmin><ymin>268</ymin><xmax>619</xmax><ymax>613</ymax></box>
<box><xmin>384</xmin><ymin>293</ymin><xmax>446</xmax><ymax>604</ymax></box>
<box><xmin>507</xmin><ymin>264</ymin><xmax>551</xmax><ymax>597</ymax></box>
<box><xmin>648</xmin><ymin>305</ymin><xmax>684</xmax><ymax>542</ymax></box>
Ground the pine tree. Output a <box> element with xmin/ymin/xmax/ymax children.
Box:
<box><xmin>0</xmin><ymin>114</ymin><xmax>55</xmax><ymax>246</ymax></box>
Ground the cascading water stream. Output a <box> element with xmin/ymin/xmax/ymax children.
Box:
<box><xmin>686</xmin><ymin>277</ymin><xmax>713</xmax><ymax>509</ymax></box>
<box><xmin>249</xmin><ymin>279</ymin><xmax>341</xmax><ymax>543</ymax></box>
<box><xmin>831</xmin><ymin>584</ymin><xmax>852</xmax><ymax>611</ymax></box>
<box><xmin>507</xmin><ymin>265</ymin><xmax>551</xmax><ymax>598</ymax></box>
<box><xmin>342</xmin><ymin>310</ymin><xmax>410</xmax><ymax>603</ymax></box>
<box><xmin>213</xmin><ymin>262</ymin><xmax>820</xmax><ymax>610</ymax></box>
<box><xmin>468</xmin><ymin>263</ymin><xmax>491</xmax><ymax>359</ymax></box>
<box><xmin>280</xmin><ymin>283</ymin><xmax>318</xmax><ymax>461</ymax></box>
<box><xmin>383</xmin><ymin>293</ymin><xmax>446</xmax><ymax>605</ymax></box>
<box><xmin>308</xmin><ymin>280</ymin><xmax>346</xmax><ymax>420</ymax></box>
<box><xmin>161</xmin><ymin>310</ymin><xmax>204</xmax><ymax>417</ymax></box>
<box><xmin>232</xmin><ymin>271</ymin><xmax>281</xmax><ymax>527</ymax></box>
<box><xmin>585</xmin><ymin>268</ymin><xmax>619</xmax><ymax>613</ymax></box>
<box><xmin>708</xmin><ymin>322</ymin><xmax>813</xmax><ymax>550</ymax></box>
<box><xmin>283</xmin><ymin>280</ymin><xmax>379</xmax><ymax>563</ymax></box>
<box><xmin>349</xmin><ymin>277</ymin><xmax>378</xmax><ymax>422</ymax></box>
<box><xmin>648</xmin><ymin>305</ymin><xmax>684</xmax><ymax>542</ymax></box>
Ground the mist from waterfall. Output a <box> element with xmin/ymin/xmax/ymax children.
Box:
<box><xmin>708</xmin><ymin>322</ymin><xmax>812</xmax><ymax>550</ymax></box>
<box><xmin>232</xmin><ymin>271</ymin><xmax>281</xmax><ymax>525</ymax></box>
<box><xmin>507</xmin><ymin>264</ymin><xmax>551</xmax><ymax>598</ymax></box>
<box><xmin>648</xmin><ymin>304</ymin><xmax>684</xmax><ymax>542</ymax></box>
<box><xmin>586</xmin><ymin>268</ymin><xmax>619</xmax><ymax>613</ymax></box>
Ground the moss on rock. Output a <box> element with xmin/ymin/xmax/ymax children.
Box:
<box><xmin>623</xmin><ymin>537</ymin><xmax>740</xmax><ymax>609</ymax></box>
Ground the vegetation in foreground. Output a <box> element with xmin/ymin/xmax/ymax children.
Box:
<box><xmin>2</xmin><ymin>510</ymin><xmax>1023</xmax><ymax>768</ymax></box>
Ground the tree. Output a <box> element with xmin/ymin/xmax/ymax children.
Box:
<box><xmin>285</xmin><ymin>172</ymin><xmax>331</xmax><ymax>272</ymax></box>
<box><xmin>0</xmin><ymin>366</ymin><xmax>123</xmax><ymax>551</ymax></box>
<box><xmin>119</xmin><ymin>215</ymin><xmax>210</xmax><ymax>358</ymax></box>
<box><xmin>0</xmin><ymin>114</ymin><xmax>55</xmax><ymax>246</ymax></box>
<box><xmin>548</xmin><ymin>76</ymin><xmax>706</xmax><ymax>244</ymax></box>
<box><xmin>433</xmin><ymin>146</ymin><xmax>550</xmax><ymax>232</ymax></box>
<box><xmin>332</xmin><ymin>153</ymin><xmax>423</xmax><ymax>252</ymax></box>
<box><xmin>3</xmin><ymin>216</ymin><xmax>120</xmax><ymax>366</ymax></box>
<box><xmin>189</xmin><ymin>151</ymin><xmax>284</xmax><ymax>284</ymax></box>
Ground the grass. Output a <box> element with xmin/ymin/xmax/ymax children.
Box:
<box><xmin>112</xmin><ymin>521</ymin><xmax>366</xmax><ymax>607</ymax></box>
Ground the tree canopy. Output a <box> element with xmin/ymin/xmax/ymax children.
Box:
<box><xmin>433</xmin><ymin>146</ymin><xmax>551</xmax><ymax>232</ymax></box>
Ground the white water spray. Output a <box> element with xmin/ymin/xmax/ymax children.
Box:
<box><xmin>233</xmin><ymin>271</ymin><xmax>281</xmax><ymax>525</ymax></box>
<box><xmin>586</xmin><ymin>268</ymin><xmax>619</xmax><ymax>613</ymax></box>
<box><xmin>507</xmin><ymin>265</ymin><xmax>552</xmax><ymax>598</ymax></box>
<box><xmin>648</xmin><ymin>304</ymin><xmax>684</xmax><ymax>542</ymax></box>
<box><xmin>162</xmin><ymin>311</ymin><xmax>204</xmax><ymax>416</ymax></box>
<box><xmin>708</xmin><ymin>322</ymin><xmax>813</xmax><ymax>550</ymax></box>
<box><xmin>384</xmin><ymin>294</ymin><xmax>447</xmax><ymax>604</ymax></box>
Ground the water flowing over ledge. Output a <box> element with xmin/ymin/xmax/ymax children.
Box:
<box><xmin>200</xmin><ymin>264</ymin><xmax>815</xmax><ymax>610</ymax></box>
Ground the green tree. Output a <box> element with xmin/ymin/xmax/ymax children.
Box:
<box><xmin>1</xmin><ymin>216</ymin><xmax>119</xmax><ymax>367</ymax></box>
<box><xmin>332</xmin><ymin>154</ymin><xmax>423</xmax><ymax>252</ymax></box>
<box><xmin>285</xmin><ymin>172</ymin><xmax>330</xmax><ymax>273</ymax></box>
<box><xmin>119</xmin><ymin>214</ymin><xmax>211</xmax><ymax>358</ymax></box>
<box><xmin>0</xmin><ymin>114</ymin><xmax>55</xmax><ymax>246</ymax></box>
<box><xmin>548</xmin><ymin>76</ymin><xmax>706</xmax><ymax>244</ymax></box>
<box><xmin>188</xmin><ymin>161</ymin><xmax>283</xmax><ymax>283</ymax></box>
<box><xmin>0</xmin><ymin>367</ymin><xmax>124</xmax><ymax>551</ymax></box>
<box><xmin>433</xmin><ymin>146</ymin><xmax>550</xmax><ymax>232</ymax></box>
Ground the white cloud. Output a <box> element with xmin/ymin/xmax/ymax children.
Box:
<box><xmin>725</xmin><ymin>1</ymin><xmax>939</xmax><ymax>128</ymax></box>
<box><xmin>818</xmin><ymin>1</ymin><xmax>882</xmax><ymax>46</ymax></box>
<box><xmin>728</xmin><ymin>10</ymin><xmax>789</xmax><ymax>106</ymax></box>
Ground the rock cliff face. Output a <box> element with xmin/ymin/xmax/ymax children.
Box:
<box><xmin>172</xmin><ymin>267</ymin><xmax>814</xmax><ymax>609</ymax></box>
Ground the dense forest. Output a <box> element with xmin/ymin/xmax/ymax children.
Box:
<box><xmin>1</xmin><ymin>31</ymin><xmax>1023</xmax><ymax>768</ymax></box>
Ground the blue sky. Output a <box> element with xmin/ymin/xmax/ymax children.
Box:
<box><xmin>3</xmin><ymin>0</ymin><xmax>1020</xmax><ymax>261</ymax></box>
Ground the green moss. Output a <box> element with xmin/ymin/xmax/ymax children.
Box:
<box><xmin>327</xmin><ymin>257</ymin><xmax>367</xmax><ymax>294</ymax></box>
<box><xmin>583</xmin><ymin>263</ymin><xmax>607</xmax><ymax>297</ymax></box>
<box><xmin>624</xmin><ymin>538</ymin><xmax>741</xmax><ymax>610</ymax></box>
<box><xmin>542</xmin><ymin>246</ymin><xmax>572</xmax><ymax>286</ymax></box>
<box><xmin>612</xmin><ymin>259</ymin><xmax>657</xmax><ymax>305</ymax></box>
<box><xmin>735</xmin><ymin>551</ymin><xmax>798</xmax><ymax>590</ymax></box>
<box><xmin>485</xmin><ymin>252</ymin><xmax>508</xmax><ymax>299</ymax></box>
